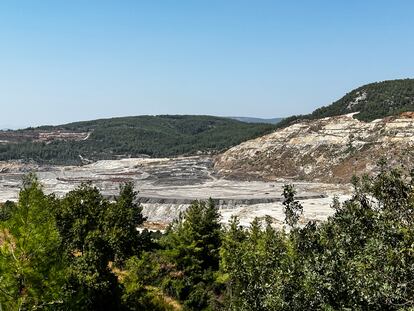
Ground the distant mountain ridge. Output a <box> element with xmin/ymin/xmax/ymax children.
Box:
<box><xmin>0</xmin><ymin>115</ymin><xmax>276</xmax><ymax>165</ymax></box>
<box><xmin>228</xmin><ymin>117</ymin><xmax>282</xmax><ymax>124</ymax></box>
<box><xmin>278</xmin><ymin>78</ymin><xmax>414</xmax><ymax>128</ymax></box>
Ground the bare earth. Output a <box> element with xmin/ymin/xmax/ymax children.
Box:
<box><xmin>215</xmin><ymin>112</ymin><xmax>414</xmax><ymax>183</ymax></box>
<box><xmin>0</xmin><ymin>156</ymin><xmax>352</xmax><ymax>228</ymax></box>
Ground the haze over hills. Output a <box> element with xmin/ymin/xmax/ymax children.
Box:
<box><xmin>0</xmin><ymin>115</ymin><xmax>275</xmax><ymax>165</ymax></box>
<box><xmin>228</xmin><ymin>117</ymin><xmax>283</xmax><ymax>124</ymax></box>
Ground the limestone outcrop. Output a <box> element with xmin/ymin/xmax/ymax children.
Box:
<box><xmin>214</xmin><ymin>113</ymin><xmax>414</xmax><ymax>183</ymax></box>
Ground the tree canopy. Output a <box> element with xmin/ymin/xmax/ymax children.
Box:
<box><xmin>277</xmin><ymin>78</ymin><xmax>414</xmax><ymax>128</ymax></box>
<box><xmin>2</xmin><ymin>164</ymin><xmax>414</xmax><ymax>310</ymax></box>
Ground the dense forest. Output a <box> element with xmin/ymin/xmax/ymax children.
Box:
<box><xmin>1</xmin><ymin>161</ymin><xmax>414</xmax><ymax>310</ymax></box>
<box><xmin>0</xmin><ymin>115</ymin><xmax>276</xmax><ymax>165</ymax></box>
<box><xmin>277</xmin><ymin>78</ymin><xmax>414</xmax><ymax>128</ymax></box>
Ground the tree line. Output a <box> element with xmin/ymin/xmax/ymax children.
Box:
<box><xmin>0</xmin><ymin>116</ymin><xmax>276</xmax><ymax>165</ymax></box>
<box><xmin>1</xmin><ymin>162</ymin><xmax>414</xmax><ymax>310</ymax></box>
<box><xmin>276</xmin><ymin>78</ymin><xmax>414</xmax><ymax>128</ymax></box>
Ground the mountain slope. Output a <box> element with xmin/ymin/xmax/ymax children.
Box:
<box><xmin>277</xmin><ymin>79</ymin><xmax>414</xmax><ymax>128</ymax></box>
<box><xmin>215</xmin><ymin>112</ymin><xmax>414</xmax><ymax>183</ymax></box>
<box><xmin>0</xmin><ymin>115</ymin><xmax>276</xmax><ymax>165</ymax></box>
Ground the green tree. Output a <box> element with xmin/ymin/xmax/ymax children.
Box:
<box><xmin>222</xmin><ymin>165</ymin><xmax>414</xmax><ymax>310</ymax></box>
<box><xmin>220</xmin><ymin>216</ymin><xmax>288</xmax><ymax>311</ymax></box>
<box><xmin>105</xmin><ymin>182</ymin><xmax>147</xmax><ymax>266</ymax></box>
<box><xmin>122</xmin><ymin>253</ymin><xmax>176</xmax><ymax>311</ymax></box>
<box><xmin>55</xmin><ymin>182</ymin><xmax>148</xmax><ymax>310</ymax></box>
<box><xmin>282</xmin><ymin>184</ymin><xmax>303</xmax><ymax>227</ymax></box>
<box><xmin>153</xmin><ymin>199</ymin><xmax>222</xmax><ymax>310</ymax></box>
<box><xmin>0</xmin><ymin>174</ymin><xmax>66</xmax><ymax>310</ymax></box>
<box><xmin>55</xmin><ymin>183</ymin><xmax>120</xmax><ymax>310</ymax></box>
<box><xmin>0</xmin><ymin>200</ymin><xmax>15</xmax><ymax>222</ymax></box>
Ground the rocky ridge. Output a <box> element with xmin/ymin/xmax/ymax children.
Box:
<box><xmin>214</xmin><ymin>112</ymin><xmax>414</xmax><ymax>183</ymax></box>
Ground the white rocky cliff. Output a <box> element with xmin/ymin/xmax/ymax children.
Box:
<box><xmin>215</xmin><ymin>112</ymin><xmax>414</xmax><ymax>183</ymax></box>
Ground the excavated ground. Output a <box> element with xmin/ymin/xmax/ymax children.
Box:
<box><xmin>215</xmin><ymin>113</ymin><xmax>414</xmax><ymax>183</ymax></box>
<box><xmin>0</xmin><ymin>156</ymin><xmax>351</xmax><ymax>228</ymax></box>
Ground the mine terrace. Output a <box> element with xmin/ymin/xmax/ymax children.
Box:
<box><xmin>0</xmin><ymin>129</ymin><xmax>90</xmax><ymax>144</ymax></box>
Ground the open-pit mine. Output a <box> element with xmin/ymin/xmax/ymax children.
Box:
<box><xmin>6</xmin><ymin>110</ymin><xmax>414</xmax><ymax>229</ymax></box>
<box><xmin>0</xmin><ymin>155</ymin><xmax>351</xmax><ymax>229</ymax></box>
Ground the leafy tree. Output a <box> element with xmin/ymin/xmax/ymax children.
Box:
<box><xmin>0</xmin><ymin>200</ymin><xmax>15</xmax><ymax>222</ymax></box>
<box><xmin>162</xmin><ymin>199</ymin><xmax>222</xmax><ymax>276</ymax></box>
<box><xmin>55</xmin><ymin>183</ymin><xmax>120</xmax><ymax>310</ymax></box>
<box><xmin>220</xmin><ymin>216</ymin><xmax>288</xmax><ymax>311</ymax></box>
<box><xmin>0</xmin><ymin>174</ymin><xmax>66</xmax><ymax>310</ymax></box>
<box><xmin>222</xmin><ymin>165</ymin><xmax>414</xmax><ymax>310</ymax></box>
<box><xmin>122</xmin><ymin>253</ymin><xmax>176</xmax><ymax>311</ymax></box>
<box><xmin>282</xmin><ymin>184</ymin><xmax>303</xmax><ymax>227</ymax></box>
<box><xmin>56</xmin><ymin>182</ymin><xmax>147</xmax><ymax>310</ymax></box>
<box><xmin>105</xmin><ymin>182</ymin><xmax>147</xmax><ymax>266</ymax></box>
<box><xmin>4</xmin><ymin>163</ymin><xmax>414</xmax><ymax>310</ymax></box>
<box><xmin>137</xmin><ymin>199</ymin><xmax>223</xmax><ymax>310</ymax></box>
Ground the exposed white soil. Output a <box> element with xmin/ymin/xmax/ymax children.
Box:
<box><xmin>215</xmin><ymin>112</ymin><xmax>414</xmax><ymax>183</ymax></box>
<box><xmin>0</xmin><ymin>156</ymin><xmax>351</xmax><ymax>228</ymax></box>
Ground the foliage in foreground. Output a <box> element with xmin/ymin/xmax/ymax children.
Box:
<box><xmin>0</xmin><ymin>177</ymin><xmax>152</xmax><ymax>310</ymax></box>
<box><xmin>0</xmin><ymin>175</ymin><xmax>65</xmax><ymax>310</ymax></box>
<box><xmin>221</xmin><ymin>164</ymin><xmax>414</xmax><ymax>310</ymax></box>
<box><xmin>2</xmin><ymin>163</ymin><xmax>414</xmax><ymax>310</ymax></box>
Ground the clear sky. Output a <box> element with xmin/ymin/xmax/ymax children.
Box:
<box><xmin>1</xmin><ymin>1</ymin><xmax>414</xmax><ymax>128</ymax></box>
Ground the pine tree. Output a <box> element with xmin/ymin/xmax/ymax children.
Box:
<box><xmin>0</xmin><ymin>174</ymin><xmax>66</xmax><ymax>310</ymax></box>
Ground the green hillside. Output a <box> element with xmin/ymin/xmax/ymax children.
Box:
<box><xmin>278</xmin><ymin>78</ymin><xmax>414</xmax><ymax>128</ymax></box>
<box><xmin>0</xmin><ymin>115</ymin><xmax>276</xmax><ymax>164</ymax></box>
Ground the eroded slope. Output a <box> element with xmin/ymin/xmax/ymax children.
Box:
<box><xmin>215</xmin><ymin>112</ymin><xmax>414</xmax><ymax>183</ymax></box>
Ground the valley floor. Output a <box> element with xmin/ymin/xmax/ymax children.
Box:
<box><xmin>0</xmin><ymin>156</ymin><xmax>352</xmax><ymax>228</ymax></box>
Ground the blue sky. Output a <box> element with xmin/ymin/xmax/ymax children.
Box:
<box><xmin>1</xmin><ymin>1</ymin><xmax>414</xmax><ymax>128</ymax></box>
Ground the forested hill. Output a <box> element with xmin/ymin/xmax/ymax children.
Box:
<box><xmin>278</xmin><ymin>78</ymin><xmax>414</xmax><ymax>128</ymax></box>
<box><xmin>0</xmin><ymin>115</ymin><xmax>276</xmax><ymax>165</ymax></box>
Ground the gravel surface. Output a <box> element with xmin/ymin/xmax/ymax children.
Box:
<box><xmin>0</xmin><ymin>156</ymin><xmax>352</xmax><ymax>227</ymax></box>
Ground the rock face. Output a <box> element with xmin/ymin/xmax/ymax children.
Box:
<box><xmin>214</xmin><ymin>113</ymin><xmax>414</xmax><ymax>183</ymax></box>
